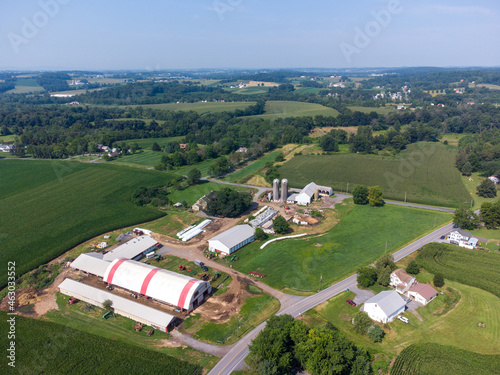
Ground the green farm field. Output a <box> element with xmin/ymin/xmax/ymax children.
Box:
<box><xmin>0</xmin><ymin>312</ymin><xmax>206</xmax><ymax>374</ymax></box>
<box><xmin>0</xmin><ymin>160</ymin><xmax>176</xmax><ymax>288</ymax></box>
<box><xmin>279</xmin><ymin>142</ymin><xmax>470</xmax><ymax>207</ymax></box>
<box><xmin>417</xmin><ymin>243</ymin><xmax>500</xmax><ymax>297</ymax></box>
<box><xmin>294</xmin><ymin>87</ymin><xmax>325</xmax><ymax>95</ymax></box>
<box><xmin>250</xmin><ymin>101</ymin><xmax>340</xmax><ymax>119</ymax></box>
<box><xmin>231</xmin><ymin>202</ymin><xmax>451</xmax><ymax>292</ymax></box>
<box><xmin>7</xmin><ymin>77</ymin><xmax>44</xmax><ymax>94</ymax></box>
<box><xmin>168</xmin><ymin>181</ymin><xmax>256</xmax><ymax>206</ymax></box>
<box><xmin>111</xmin><ymin>135</ymin><xmax>184</xmax><ymax>149</ymax></box>
<box><xmin>222</xmin><ymin>150</ymin><xmax>282</xmax><ymax>183</ymax></box>
<box><xmin>392</xmin><ymin>343</ymin><xmax>500</xmax><ymax>375</ymax></box>
<box><xmin>347</xmin><ymin>105</ymin><xmax>395</xmax><ymax>115</ymax></box>
<box><xmin>304</xmin><ymin>279</ymin><xmax>500</xmax><ymax>357</ymax></box>
<box><xmin>111</xmin><ymin>101</ymin><xmax>256</xmax><ymax>114</ymax></box>
<box><xmin>110</xmin><ymin>150</ymin><xmax>164</xmax><ymax>168</ymax></box>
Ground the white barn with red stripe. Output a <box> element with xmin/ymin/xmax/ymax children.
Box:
<box><xmin>103</xmin><ymin>258</ymin><xmax>211</xmax><ymax>311</ymax></box>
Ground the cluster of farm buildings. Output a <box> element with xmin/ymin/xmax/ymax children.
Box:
<box><xmin>362</xmin><ymin>268</ymin><xmax>438</xmax><ymax>323</ymax></box>
<box><xmin>59</xmin><ymin>181</ymin><xmax>332</xmax><ymax>332</ymax></box>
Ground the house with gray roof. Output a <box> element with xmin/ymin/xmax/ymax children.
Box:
<box><xmin>363</xmin><ymin>290</ymin><xmax>406</xmax><ymax>323</ymax></box>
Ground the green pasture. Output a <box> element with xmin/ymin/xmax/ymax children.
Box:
<box><xmin>222</xmin><ymin>151</ymin><xmax>282</xmax><ymax>183</ymax></box>
<box><xmin>231</xmin><ymin>202</ymin><xmax>451</xmax><ymax>292</ymax></box>
<box><xmin>110</xmin><ymin>101</ymin><xmax>256</xmax><ymax>114</ymax></box>
<box><xmin>250</xmin><ymin>101</ymin><xmax>340</xmax><ymax>119</ymax></box>
<box><xmin>279</xmin><ymin>142</ymin><xmax>471</xmax><ymax>208</ymax></box>
<box><xmin>168</xmin><ymin>181</ymin><xmax>256</xmax><ymax>206</ymax></box>
<box><xmin>347</xmin><ymin>106</ymin><xmax>395</xmax><ymax>115</ymax></box>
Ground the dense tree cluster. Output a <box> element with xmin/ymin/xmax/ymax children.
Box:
<box><xmin>477</xmin><ymin>178</ymin><xmax>497</xmax><ymax>198</ymax></box>
<box><xmin>357</xmin><ymin>254</ymin><xmax>396</xmax><ymax>288</ymax></box>
<box><xmin>480</xmin><ymin>200</ymin><xmax>500</xmax><ymax>229</ymax></box>
<box><xmin>246</xmin><ymin>315</ymin><xmax>371</xmax><ymax>375</ymax></box>
<box><xmin>205</xmin><ymin>188</ymin><xmax>252</xmax><ymax>218</ymax></box>
<box><xmin>131</xmin><ymin>185</ymin><xmax>170</xmax><ymax>207</ymax></box>
<box><xmin>453</xmin><ymin>205</ymin><xmax>479</xmax><ymax>230</ymax></box>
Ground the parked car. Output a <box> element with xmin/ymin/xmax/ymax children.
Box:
<box><xmin>404</xmin><ymin>297</ymin><xmax>412</xmax><ymax>303</ymax></box>
<box><xmin>194</xmin><ymin>260</ymin><xmax>204</xmax><ymax>267</ymax></box>
<box><xmin>398</xmin><ymin>315</ymin><xmax>409</xmax><ymax>323</ymax></box>
<box><xmin>440</xmin><ymin>235</ymin><xmax>445</xmax><ymax>239</ymax></box>
<box><xmin>68</xmin><ymin>297</ymin><xmax>79</xmax><ymax>305</ymax></box>
<box><xmin>346</xmin><ymin>299</ymin><xmax>356</xmax><ymax>306</ymax></box>
<box><xmin>201</xmin><ymin>265</ymin><xmax>208</xmax><ymax>272</ymax></box>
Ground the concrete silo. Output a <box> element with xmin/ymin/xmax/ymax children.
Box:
<box><xmin>281</xmin><ymin>179</ymin><xmax>288</xmax><ymax>202</ymax></box>
<box><xmin>273</xmin><ymin>179</ymin><xmax>280</xmax><ymax>201</ymax></box>
<box><xmin>314</xmin><ymin>188</ymin><xmax>319</xmax><ymax>201</ymax></box>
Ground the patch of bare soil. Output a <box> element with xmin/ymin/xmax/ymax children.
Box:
<box><xmin>194</xmin><ymin>276</ymin><xmax>250</xmax><ymax>324</ymax></box>
<box><xmin>157</xmin><ymin>338</ymin><xmax>185</xmax><ymax>348</ymax></box>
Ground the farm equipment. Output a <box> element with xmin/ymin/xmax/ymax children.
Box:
<box><xmin>179</xmin><ymin>265</ymin><xmax>186</xmax><ymax>271</ymax></box>
<box><xmin>154</xmin><ymin>255</ymin><xmax>164</xmax><ymax>262</ymax></box>
<box><xmin>134</xmin><ymin>323</ymin><xmax>143</xmax><ymax>332</ymax></box>
<box><xmin>147</xmin><ymin>329</ymin><xmax>154</xmax><ymax>336</ymax></box>
<box><xmin>102</xmin><ymin>311</ymin><xmax>113</xmax><ymax>319</ymax></box>
<box><xmin>230</xmin><ymin>255</ymin><xmax>239</xmax><ymax>262</ymax></box>
<box><xmin>205</xmin><ymin>251</ymin><xmax>217</xmax><ymax>259</ymax></box>
<box><xmin>133</xmin><ymin>229</ymin><xmax>144</xmax><ymax>235</ymax></box>
<box><xmin>190</xmin><ymin>270</ymin><xmax>197</xmax><ymax>275</ymax></box>
<box><xmin>212</xmin><ymin>272</ymin><xmax>221</xmax><ymax>281</ymax></box>
<box><xmin>68</xmin><ymin>297</ymin><xmax>79</xmax><ymax>305</ymax></box>
<box><xmin>201</xmin><ymin>274</ymin><xmax>210</xmax><ymax>281</ymax></box>
<box><xmin>249</xmin><ymin>271</ymin><xmax>265</xmax><ymax>278</ymax></box>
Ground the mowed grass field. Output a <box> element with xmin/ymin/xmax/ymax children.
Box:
<box><xmin>392</xmin><ymin>343</ymin><xmax>500</xmax><ymax>375</ymax></box>
<box><xmin>250</xmin><ymin>101</ymin><xmax>340</xmax><ymax>119</ymax></box>
<box><xmin>0</xmin><ymin>312</ymin><xmax>207</xmax><ymax>375</ymax></box>
<box><xmin>168</xmin><ymin>181</ymin><xmax>256</xmax><ymax>205</ymax></box>
<box><xmin>232</xmin><ymin>202</ymin><xmax>451</xmax><ymax>292</ymax></box>
<box><xmin>7</xmin><ymin>77</ymin><xmax>45</xmax><ymax>94</ymax></box>
<box><xmin>304</xmin><ymin>279</ymin><xmax>500</xmax><ymax>356</ymax></box>
<box><xmin>0</xmin><ymin>160</ymin><xmax>176</xmax><ymax>287</ymax></box>
<box><xmin>110</xmin><ymin>150</ymin><xmax>164</xmax><ymax>168</ymax></box>
<box><xmin>279</xmin><ymin>142</ymin><xmax>470</xmax><ymax>207</ymax></box>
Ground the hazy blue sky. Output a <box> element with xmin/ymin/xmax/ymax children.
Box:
<box><xmin>1</xmin><ymin>0</ymin><xmax>499</xmax><ymax>70</ymax></box>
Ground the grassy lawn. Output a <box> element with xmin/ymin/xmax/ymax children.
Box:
<box><xmin>140</xmin><ymin>210</ymin><xmax>204</xmax><ymax>238</ymax></box>
<box><xmin>347</xmin><ymin>106</ymin><xmax>395</xmax><ymax>115</ymax></box>
<box><xmin>222</xmin><ymin>150</ymin><xmax>282</xmax><ymax>183</ymax></box>
<box><xmin>110</xmin><ymin>150</ymin><xmax>164</xmax><ymax>168</ymax></box>
<box><xmin>304</xmin><ymin>279</ymin><xmax>500</xmax><ymax>357</ymax></box>
<box><xmin>249</xmin><ymin>101</ymin><xmax>339</xmax><ymax>119</ymax></box>
<box><xmin>176</xmin><ymin>158</ymin><xmax>220</xmax><ymax>177</ymax></box>
<box><xmin>279</xmin><ymin>142</ymin><xmax>471</xmax><ymax>208</ymax></box>
<box><xmin>231</xmin><ymin>202</ymin><xmax>451</xmax><ymax>292</ymax></box>
<box><xmin>392</xmin><ymin>343</ymin><xmax>500</xmax><ymax>375</ymax></box>
<box><xmin>294</xmin><ymin>87</ymin><xmax>325</xmax><ymax>95</ymax></box>
<box><xmin>0</xmin><ymin>160</ymin><xmax>176</xmax><ymax>287</ymax></box>
<box><xmin>168</xmin><ymin>181</ymin><xmax>256</xmax><ymax>206</ymax></box>
<box><xmin>0</xmin><ymin>134</ymin><xmax>17</xmax><ymax>143</ymax></box>
<box><xmin>182</xmin><ymin>289</ymin><xmax>280</xmax><ymax>345</ymax></box>
<box><xmin>460</xmin><ymin>172</ymin><xmax>497</xmax><ymax>209</ymax></box>
<box><xmin>40</xmin><ymin>294</ymin><xmax>217</xmax><ymax>372</ymax></box>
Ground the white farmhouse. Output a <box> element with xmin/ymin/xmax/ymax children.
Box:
<box><xmin>363</xmin><ymin>291</ymin><xmax>406</xmax><ymax>323</ymax></box>
<box><xmin>208</xmin><ymin>225</ymin><xmax>255</xmax><ymax>255</ymax></box>
<box><xmin>448</xmin><ymin>229</ymin><xmax>478</xmax><ymax>249</ymax></box>
<box><xmin>390</xmin><ymin>269</ymin><xmax>415</xmax><ymax>294</ymax></box>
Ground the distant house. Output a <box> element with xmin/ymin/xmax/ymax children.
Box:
<box><xmin>363</xmin><ymin>291</ymin><xmax>406</xmax><ymax>323</ymax></box>
<box><xmin>407</xmin><ymin>283</ymin><xmax>438</xmax><ymax>305</ymax></box>
<box><xmin>0</xmin><ymin>144</ymin><xmax>14</xmax><ymax>152</ymax></box>
<box><xmin>390</xmin><ymin>269</ymin><xmax>415</xmax><ymax>294</ymax></box>
<box><xmin>488</xmin><ymin>176</ymin><xmax>500</xmax><ymax>185</ymax></box>
<box><xmin>448</xmin><ymin>229</ymin><xmax>478</xmax><ymax>249</ymax></box>
<box><xmin>179</xmin><ymin>144</ymin><xmax>188</xmax><ymax>150</ymax></box>
<box><xmin>236</xmin><ymin>147</ymin><xmax>248</xmax><ymax>153</ymax></box>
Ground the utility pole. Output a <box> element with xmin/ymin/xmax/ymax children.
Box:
<box><xmin>347</xmin><ymin>183</ymin><xmax>349</xmax><ymax>194</ymax></box>
<box><xmin>385</xmin><ymin>240</ymin><xmax>387</xmax><ymax>254</ymax></box>
<box><xmin>405</xmin><ymin>192</ymin><xmax>407</xmax><ymax>203</ymax></box>
<box><xmin>434</xmin><ymin>217</ymin><xmax>436</xmax><ymax>228</ymax></box>
<box><xmin>236</xmin><ymin>314</ymin><xmax>239</xmax><ymax>338</ymax></box>
<box><xmin>318</xmin><ymin>273</ymin><xmax>322</xmax><ymax>292</ymax></box>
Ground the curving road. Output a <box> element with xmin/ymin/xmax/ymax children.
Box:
<box><xmin>208</xmin><ymin>221</ymin><xmax>455</xmax><ymax>375</ymax></box>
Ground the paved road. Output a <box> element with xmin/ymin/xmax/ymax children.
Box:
<box><xmin>207</xmin><ymin>221</ymin><xmax>455</xmax><ymax>375</ymax></box>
